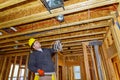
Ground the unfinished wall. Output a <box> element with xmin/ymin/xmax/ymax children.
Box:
<box><xmin>0</xmin><ymin>53</ymin><xmax>35</xmax><ymax>80</ymax></box>
<box><xmin>58</xmin><ymin>54</ymin><xmax>64</xmax><ymax>66</ymax></box>
<box><xmin>60</xmin><ymin>54</ymin><xmax>87</xmax><ymax>80</ymax></box>
<box><xmin>100</xmin><ymin>19</ymin><xmax>120</xmax><ymax>80</ymax></box>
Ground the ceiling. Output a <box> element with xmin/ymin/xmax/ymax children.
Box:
<box><xmin>0</xmin><ymin>0</ymin><xmax>119</xmax><ymax>55</ymax></box>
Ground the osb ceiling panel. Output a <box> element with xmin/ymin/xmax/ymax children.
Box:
<box><xmin>0</xmin><ymin>0</ymin><xmax>86</xmax><ymax>21</ymax></box>
<box><xmin>0</xmin><ymin>0</ymin><xmax>8</xmax><ymax>3</ymax></box>
<box><xmin>0</xmin><ymin>0</ymin><xmax>119</xmax><ymax>55</ymax></box>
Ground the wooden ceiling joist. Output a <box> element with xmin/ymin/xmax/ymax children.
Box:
<box><xmin>0</xmin><ymin>31</ymin><xmax>105</xmax><ymax>48</ymax></box>
<box><xmin>63</xmin><ymin>46</ymin><xmax>83</xmax><ymax>50</ymax></box>
<box><xmin>1</xmin><ymin>47</ymin><xmax>29</xmax><ymax>51</ymax></box>
<box><xmin>0</xmin><ymin>1</ymin><xmax>42</xmax><ymax>16</ymax></box>
<box><xmin>5</xmin><ymin>49</ymin><xmax>30</xmax><ymax>54</ymax></box>
<box><xmin>63</xmin><ymin>50</ymin><xmax>83</xmax><ymax>52</ymax></box>
<box><xmin>61</xmin><ymin>36</ymin><xmax>104</xmax><ymax>44</ymax></box>
<box><xmin>6</xmin><ymin>49</ymin><xmax>83</xmax><ymax>54</ymax></box>
<box><xmin>39</xmin><ymin>30</ymin><xmax>106</xmax><ymax>43</ymax></box>
<box><xmin>64</xmin><ymin>48</ymin><xmax>83</xmax><ymax>51</ymax></box>
<box><xmin>0</xmin><ymin>0</ymin><xmax>118</xmax><ymax>29</ymax></box>
<box><xmin>3</xmin><ymin>52</ymin><xmax>29</xmax><ymax>56</ymax></box>
<box><xmin>0</xmin><ymin>21</ymin><xmax>108</xmax><ymax>44</ymax></box>
<box><xmin>1</xmin><ymin>46</ymin><xmax>82</xmax><ymax>52</ymax></box>
<box><xmin>63</xmin><ymin>37</ymin><xmax>103</xmax><ymax>47</ymax></box>
<box><xmin>63</xmin><ymin>52</ymin><xmax>83</xmax><ymax>55</ymax></box>
<box><xmin>0</xmin><ymin>36</ymin><xmax>103</xmax><ymax>53</ymax></box>
<box><xmin>0</xmin><ymin>0</ymin><xmax>26</xmax><ymax>9</ymax></box>
<box><xmin>64</xmin><ymin>54</ymin><xmax>84</xmax><ymax>56</ymax></box>
<box><xmin>0</xmin><ymin>15</ymin><xmax>111</xmax><ymax>39</ymax></box>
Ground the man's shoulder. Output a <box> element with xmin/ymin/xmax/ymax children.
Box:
<box><xmin>31</xmin><ymin>50</ymin><xmax>38</xmax><ymax>54</ymax></box>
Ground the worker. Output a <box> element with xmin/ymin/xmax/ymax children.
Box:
<box><xmin>28</xmin><ymin>38</ymin><xmax>58</xmax><ymax>80</ymax></box>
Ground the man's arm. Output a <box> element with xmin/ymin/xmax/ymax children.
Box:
<box><xmin>28</xmin><ymin>53</ymin><xmax>38</xmax><ymax>73</ymax></box>
<box><xmin>49</xmin><ymin>48</ymin><xmax>56</xmax><ymax>55</ymax></box>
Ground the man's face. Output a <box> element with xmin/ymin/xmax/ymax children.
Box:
<box><xmin>33</xmin><ymin>41</ymin><xmax>41</xmax><ymax>49</ymax></box>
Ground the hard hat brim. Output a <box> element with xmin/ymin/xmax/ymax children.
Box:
<box><xmin>30</xmin><ymin>40</ymin><xmax>36</xmax><ymax>48</ymax></box>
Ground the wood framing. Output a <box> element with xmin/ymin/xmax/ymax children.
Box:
<box><xmin>82</xmin><ymin>42</ymin><xmax>91</xmax><ymax>80</ymax></box>
<box><xmin>0</xmin><ymin>0</ymin><xmax>26</xmax><ymax>9</ymax></box>
<box><xmin>0</xmin><ymin>0</ymin><xmax>120</xmax><ymax>80</ymax></box>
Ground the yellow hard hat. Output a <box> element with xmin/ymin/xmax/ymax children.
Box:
<box><xmin>28</xmin><ymin>38</ymin><xmax>36</xmax><ymax>47</ymax></box>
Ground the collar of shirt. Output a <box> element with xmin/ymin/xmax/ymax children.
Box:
<box><xmin>37</xmin><ymin>48</ymin><xmax>43</xmax><ymax>52</ymax></box>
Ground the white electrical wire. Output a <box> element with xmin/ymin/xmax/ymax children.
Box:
<box><xmin>53</xmin><ymin>40</ymin><xmax>63</xmax><ymax>51</ymax></box>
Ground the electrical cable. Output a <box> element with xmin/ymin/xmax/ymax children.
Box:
<box><xmin>52</xmin><ymin>20</ymin><xmax>63</xmax><ymax>52</ymax></box>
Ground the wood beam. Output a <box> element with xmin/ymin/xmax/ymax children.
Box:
<box><xmin>6</xmin><ymin>50</ymin><xmax>30</xmax><ymax>54</ymax></box>
<box><xmin>24</xmin><ymin>55</ymin><xmax>29</xmax><ymax>80</ymax></box>
<box><xmin>62</xmin><ymin>37</ymin><xmax>103</xmax><ymax>47</ymax></box>
<box><xmin>63</xmin><ymin>52</ymin><xmax>83</xmax><ymax>55</ymax></box>
<box><xmin>64</xmin><ymin>54</ymin><xmax>84</xmax><ymax>56</ymax></box>
<box><xmin>4</xmin><ymin>52</ymin><xmax>29</xmax><ymax>56</ymax></box>
<box><xmin>4</xmin><ymin>56</ymin><xmax>12</xmax><ymax>80</ymax></box>
<box><xmin>0</xmin><ymin>30</ymin><xmax>8</xmax><ymax>35</ymax></box>
<box><xmin>1</xmin><ymin>37</ymin><xmax>104</xmax><ymax>53</ymax></box>
<box><xmin>0</xmin><ymin>0</ymin><xmax>26</xmax><ymax>9</ymax></box>
<box><xmin>110</xmin><ymin>16</ymin><xmax>120</xmax><ymax>58</ymax></box>
<box><xmin>102</xmin><ymin>39</ymin><xmax>117</xmax><ymax>80</ymax></box>
<box><xmin>64</xmin><ymin>49</ymin><xmax>83</xmax><ymax>52</ymax></box>
<box><xmin>0</xmin><ymin>31</ymin><xmax>105</xmax><ymax>48</ymax></box>
<box><xmin>0</xmin><ymin>22</ymin><xmax>108</xmax><ymax>44</ymax></box>
<box><xmin>0</xmin><ymin>0</ymin><xmax>118</xmax><ymax>29</ymax></box>
<box><xmin>11</xmin><ymin>56</ymin><xmax>17</xmax><ymax>80</ymax></box>
<box><xmin>17</xmin><ymin>56</ymin><xmax>23</xmax><ymax>80</ymax></box>
<box><xmin>2</xmin><ymin>37</ymin><xmax>103</xmax><ymax>50</ymax></box>
<box><xmin>0</xmin><ymin>1</ymin><xmax>41</xmax><ymax>16</ymax></box>
<box><xmin>0</xmin><ymin>16</ymin><xmax>111</xmax><ymax>39</ymax></box>
<box><xmin>1</xmin><ymin>46</ymin><xmax>83</xmax><ymax>52</ymax></box>
<box><xmin>0</xmin><ymin>56</ymin><xmax>7</xmax><ymax>80</ymax></box>
<box><xmin>65</xmin><ymin>61</ymin><xmax>80</xmax><ymax>66</ymax></box>
<box><xmin>64</xmin><ymin>47</ymin><xmax>83</xmax><ymax>50</ymax></box>
<box><xmin>63</xmin><ymin>50</ymin><xmax>83</xmax><ymax>53</ymax></box>
<box><xmin>40</xmin><ymin>31</ymin><xmax>106</xmax><ymax>43</ymax></box>
<box><xmin>82</xmin><ymin>42</ymin><xmax>91</xmax><ymax>80</ymax></box>
<box><xmin>0</xmin><ymin>47</ymin><xmax>29</xmax><ymax>51</ymax></box>
<box><xmin>4</xmin><ymin>44</ymin><xmax>82</xmax><ymax>51</ymax></box>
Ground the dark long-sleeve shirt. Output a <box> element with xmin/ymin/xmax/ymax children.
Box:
<box><xmin>28</xmin><ymin>48</ymin><xmax>55</xmax><ymax>73</ymax></box>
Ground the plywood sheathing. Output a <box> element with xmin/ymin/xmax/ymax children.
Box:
<box><xmin>0</xmin><ymin>0</ymin><xmax>118</xmax><ymax>29</ymax></box>
<box><xmin>0</xmin><ymin>0</ymin><xmax>119</xmax><ymax>55</ymax></box>
<box><xmin>0</xmin><ymin>4</ymin><xmax>116</xmax><ymax>28</ymax></box>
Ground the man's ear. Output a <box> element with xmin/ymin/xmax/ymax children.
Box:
<box><xmin>33</xmin><ymin>45</ymin><xmax>35</xmax><ymax>49</ymax></box>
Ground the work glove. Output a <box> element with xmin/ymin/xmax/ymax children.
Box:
<box><xmin>52</xmin><ymin>40</ymin><xmax>63</xmax><ymax>52</ymax></box>
<box><xmin>37</xmin><ymin>69</ymin><xmax>44</xmax><ymax>76</ymax></box>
